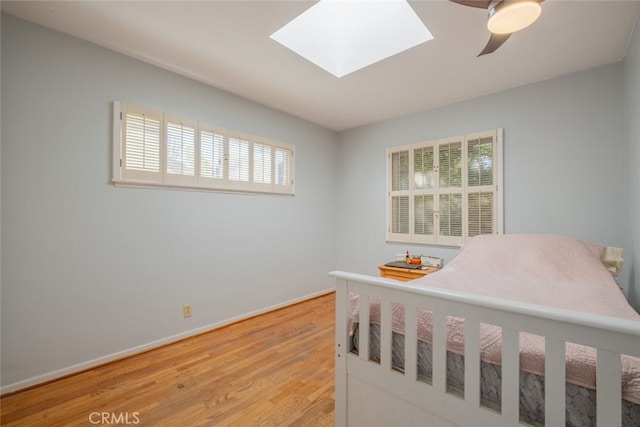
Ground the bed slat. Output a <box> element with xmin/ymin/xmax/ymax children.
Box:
<box><xmin>404</xmin><ymin>305</ymin><xmax>418</xmax><ymax>381</ymax></box>
<box><xmin>501</xmin><ymin>327</ymin><xmax>519</xmax><ymax>421</ymax></box>
<box><xmin>464</xmin><ymin>318</ymin><xmax>481</xmax><ymax>406</ymax></box>
<box><xmin>334</xmin><ymin>278</ymin><xmax>349</xmax><ymax>427</ymax></box>
<box><xmin>380</xmin><ymin>300</ymin><xmax>392</xmax><ymax>370</ymax></box>
<box><xmin>596</xmin><ymin>348</ymin><xmax>622</xmax><ymax>426</ymax></box>
<box><xmin>545</xmin><ymin>337</ymin><xmax>566</xmax><ymax>426</ymax></box>
<box><xmin>358</xmin><ymin>293</ymin><xmax>370</xmax><ymax>362</ymax></box>
<box><xmin>432</xmin><ymin>311</ymin><xmax>447</xmax><ymax>393</ymax></box>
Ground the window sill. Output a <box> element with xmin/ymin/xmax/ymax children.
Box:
<box><xmin>112</xmin><ymin>179</ymin><xmax>295</xmax><ymax>197</ymax></box>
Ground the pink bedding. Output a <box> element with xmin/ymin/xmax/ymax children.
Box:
<box><xmin>353</xmin><ymin>234</ymin><xmax>640</xmax><ymax>404</ymax></box>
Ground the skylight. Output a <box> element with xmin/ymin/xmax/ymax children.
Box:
<box><xmin>270</xmin><ymin>0</ymin><xmax>433</xmax><ymax>78</ymax></box>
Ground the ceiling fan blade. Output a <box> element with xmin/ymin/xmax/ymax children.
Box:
<box><xmin>477</xmin><ymin>32</ymin><xmax>511</xmax><ymax>56</ymax></box>
<box><xmin>449</xmin><ymin>0</ymin><xmax>492</xmax><ymax>9</ymax></box>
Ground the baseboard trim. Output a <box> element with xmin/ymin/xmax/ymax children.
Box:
<box><xmin>1</xmin><ymin>288</ymin><xmax>335</xmax><ymax>396</ymax></box>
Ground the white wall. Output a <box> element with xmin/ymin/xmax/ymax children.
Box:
<box><xmin>624</xmin><ymin>16</ymin><xmax>640</xmax><ymax>311</ymax></box>
<box><xmin>2</xmin><ymin>11</ymin><xmax>639</xmax><ymax>393</ymax></box>
<box><xmin>1</xmin><ymin>15</ymin><xmax>337</xmax><ymax>390</ymax></box>
<box><xmin>335</xmin><ymin>61</ymin><xmax>636</xmax><ymax>309</ymax></box>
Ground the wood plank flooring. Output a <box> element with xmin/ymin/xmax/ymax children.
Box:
<box><xmin>1</xmin><ymin>292</ymin><xmax>335</xmax><ymax>426</ymax></box>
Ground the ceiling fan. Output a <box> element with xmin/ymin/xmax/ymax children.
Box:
<box><xmin>450</xmin><ymin>0</ymin><xmax>544</xmax><ymax>56</ymax></box>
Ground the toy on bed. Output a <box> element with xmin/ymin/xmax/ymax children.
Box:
<box><xmin>332</xmin><ymin>234</ymin><xmax>640</xmax><ymax>427</ymax></box>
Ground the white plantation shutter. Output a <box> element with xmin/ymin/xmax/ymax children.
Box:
<box><xmin>414</xmin><ymin>194</ymin><xmax>434</xmax><ymax>237</ymax></box>
<box><xmin>389</xmin><ymin>147</ymin><xmax>411</xmax><ymax>241</ymax></box>
<box><xmin>387</xmin><ymin>129</ymin><xmax>502</xmax><ymax>245</ymax></box>
<box><xmin>438</xmin><ymin>140</ymin><xmax>462</xmax><ymax>189</ymax></box>
<box><xmin>274</xmin><ymin>147</ymin><xmax>292</xmax><ymax>187</ymax></box>
<box><xmin>391</xmin><ymin>149</ymin><xmax>410</xmax><ymax>191</ymax></box>
<box><xmin>468</xmin><ymin>191</ymin><xmax>495</xmax><ymax>237</ymax></box>
<box><xmin>437</xmin><ymin>138</ymin><xmax>463</xmax><ymax>244</ymax></box>
<box><xmin>199</xmin><ymin>127</ymin><xmax>225</xmax><ymax>182</ymax></box>
<box><xmin>228</xmin><ymin>135</ymin><xmax>250</xmax><ymax>183</ymax></box>
<box><xmin>392</xmin><ymin>196</ymin><xmax>410</xmax><ymax>234</ymax></box>
<box><xmin>413</xmin><ymin>144</ymin><xmax>436</xmax><ymax>242</ymax></box>
<box><xmin>253</xmin><ymin>142</ymin><xmax>272</xmax><ymax>185</ymax></box>
<box><xmin>468</xmin><ymin>135</ymin><xmax>494</xmax><ymax>187</ymax></box>
<box><xmin>466</xmin><ymin>130</ymin><xmax>498</xmax><ymax>237</ymax></box>
<box><xmin>165</xmin><ymin>116</ymin><xmax>196</xmax><ymax>185</ymax></box>
<box><xmin>114</xmin><ymin>102</ymin><xmax>294</xmax><ymax>195</ymax></box>
<box><xmin>122</xmin><ymin>107</ymin><xmax>162</xmax><ymax>182</ymax></box>
<box><xmin>439</xmin><ymin>193</ymin><xmax>463</xmax><ymax>239</ymax></box>
<box><xmin>413</xmin><ymin>146</ymin><xmax>435</xmax><ymax>189</ymax></box>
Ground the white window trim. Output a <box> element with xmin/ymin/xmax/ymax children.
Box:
<box><xmin>112</xmin><ymin>101</ymin><xmax>295</xmax><ymax>196</ymax></box>
<box><xmin>386</xmin><ymin>128</ymin><xmax>503</xmax><ymax>247</ymax></box>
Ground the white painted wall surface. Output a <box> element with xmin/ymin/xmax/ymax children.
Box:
<box><xmin>624</xmin><ymin>16</ymin><xmax>640</xmax><ymax>311</ymax></box>
<box><xmin>1</xmin><ymin>15</ymin><xmax>337</xmax><ymax>389</ymax></box>
<box><xmin>335</xmin><ymin>62</ymin><xmax>636</xmax><ymax>309</ymax></box>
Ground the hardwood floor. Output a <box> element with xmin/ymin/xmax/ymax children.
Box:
<box><xmin>1</xmin><ymin>292</ymin><xmax>335</xmax><ymax>426</ymax></box>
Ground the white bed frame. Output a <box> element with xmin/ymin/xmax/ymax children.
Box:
<box><xmin>331</xmin><ymin>271</ymin><xmax>640</xmax><ymax>427</ymax></box>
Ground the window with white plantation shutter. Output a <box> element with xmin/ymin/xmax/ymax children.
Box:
<box><xmin>113</xmin><ymin>102</ymin><xmax>294</xmax><ymax>195</ymax></box>
<box><xmin>199</xmin><ymin>127</ymin><xmax>225</xmax><ymax>182</ymax></box>
<box><xmin>165</xmin><ymin>116</ymin><xmax>196</xmax><ymax>185</ymax></box>
<box><xmin>121</xmin><ymin>106</ymin><xmax>162</xmax><ymax>182</ymax></box>
<box><xmin>253</xmin><ymin>142</ymin><xmax>272</xmax><ymax>185</ymax></box>
<box><xmin>389</xmin><ymin>147</ymin><xmax>411</xmax><ymax>241</ymax></box>
<box><xmin>439</xmin><ymin>193</ymin><xmax>463</xmax><ymax>240</ymax></box>
<box><xmin>387</xmin><ymin>129</ymin><xmax>502</xmax><ymax>245</ymax></box>
<box><xmin>438</xmin><ymin>140</ymin><xmax>462</xmax><ymax>189</ymax></box>
<box><xmin>413</xmin><ymin>145</ymin><xmax>435</xmax><ymax>239</ymax></box>
<box><xmin>468</xmin><ymin>191</ymin><xmax>495</xmax><ymax>237</ymax></box>
<box><xmin>274</xmin><ymin>147</ymin><xmax>291</xmax><ymax>186</ymax></box>
<box><xmin>414</xmin><ymin>194</ymin><xmax>434</xmax><ymax>236</ymax></box>
<box><xmin>437</xmin><ymin>139</ymin><xmax>464</xmax><ymax>244</ymax></box>
<box><xmin>467</xmin><ymin>133</ymin><xmax>497</xmax><ymax>237</ymax></box>
<box><xmin>228</xmin><ymin>135</ymin><xmax>250</xmax><ymax>184</ymax></box>
<box><xmin>392</xmin><ymin>196</ymin><xmax>410</xmax><ymax>234</ymax></box>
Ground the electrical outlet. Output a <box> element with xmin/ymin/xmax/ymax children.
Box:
<box><xmin>183</xmin><ymin>304</ymin><xmax>192</xmax><ymax>318</ymax></box>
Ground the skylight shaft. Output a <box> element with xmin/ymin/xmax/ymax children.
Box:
<box><xmin>270</xmin><ymin>0</ymin><xmax>433</xmax><ymax>78</ymax></box>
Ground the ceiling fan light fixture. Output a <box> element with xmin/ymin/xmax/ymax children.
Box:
<box><xmin>487</xmin><ymin>0</ymin><xmax>541</xmax><ymax>35</ymax></box>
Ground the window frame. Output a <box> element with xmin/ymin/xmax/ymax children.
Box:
<box><xmin>386</xmin><ymin>129</ymin><xmax>503</xmax><ymax>246</ymax></box>
<box><xmin>112</xmin><ymin>101</ymin><xmax>295</xmax><ymax>196</ymax></box>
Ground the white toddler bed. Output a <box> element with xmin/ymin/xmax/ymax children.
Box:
<box><xmin>331</xmin><ymin>235</ymin><xmax>640</xmax><ymax>427</ymax></box>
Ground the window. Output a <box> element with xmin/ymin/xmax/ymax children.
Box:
<box><xmin>165</xmin><ymin>116</ymin><xmax>196</xmax><ymax>185</ymax></box>
<box><xmin>121</xmin><ymin>106</ymin><xmax>161</xmax><ymax>182</ymax></box>
<box><xmin>387</xmin><ymin>129</ymin><xmax>503</xmax><ymax>246</ymax></box>
<box><xmin>113</xmin><ymin>102</ymin><xmax>295</xmax><ymax>195</ymax></box>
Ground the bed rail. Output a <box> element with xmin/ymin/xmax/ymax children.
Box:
<box><xmin>331</xmin><ymin>271</ymin><xmax>640</xmax><ymax>427</ymax></box>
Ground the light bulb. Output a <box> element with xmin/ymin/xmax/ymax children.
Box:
<box><xmin>488</xmin><ymin>1</ymin><xmax>542</xmax><ymax>35</ymax></box>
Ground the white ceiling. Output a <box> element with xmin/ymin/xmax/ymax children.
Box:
<box><xmin>2</xmin><ymin>0</ymin><xmax>639</xmax><ymax>131</ymax></box>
